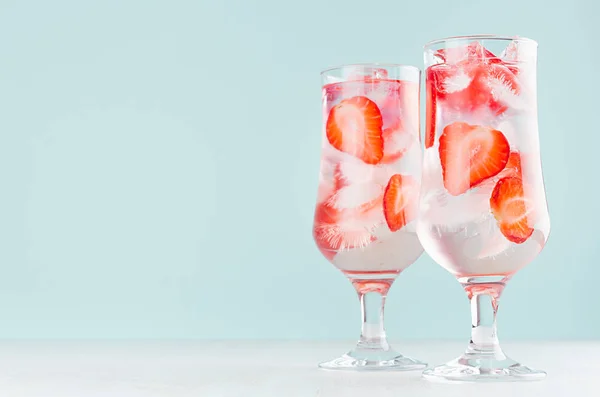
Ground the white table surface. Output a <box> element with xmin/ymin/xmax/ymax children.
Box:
<box><xmin>0</xmin><ymin>340</ymin><xmax>596</xmax><ymax>396</ymax></box>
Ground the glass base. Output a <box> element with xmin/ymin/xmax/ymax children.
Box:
<box><xmin>423</xmin><ymin>354</ymin><xmax>546</xmax><ymax>382</ymax></box>
<box><xmin>319</xmin><ymin>347</ymin><xmax>427</xmax><ymax>371</ymax></box>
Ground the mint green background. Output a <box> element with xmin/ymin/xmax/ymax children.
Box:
<box><xmin>0</xmin><ymin>0</ymin><xmax>595</xmax><ymax>339</ymax></box>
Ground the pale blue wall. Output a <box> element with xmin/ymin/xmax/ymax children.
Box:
<box><xmin>0</xmin><ymin>0</ymin><xmax>596</xmax><ymax>339</ymax></box>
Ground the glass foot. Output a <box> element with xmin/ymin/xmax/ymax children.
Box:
<box><xmin>423</xmin><ymin>354</ymin><xmax>546</xmax><ymax>382</ymax></box>
<box><xmin>319</xmin><ymin>347</ymin><xmax>427</xmax><ymax>371</ymax></box>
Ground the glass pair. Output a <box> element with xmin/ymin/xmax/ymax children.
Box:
<box><xmin>312</xmin><ymin>35</ymin><xmax>550</xmax><ymax>382</ymax></box>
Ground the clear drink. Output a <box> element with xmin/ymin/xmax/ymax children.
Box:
<box><xmin>312</xmin><ymin>64</ymin><xmax>425</xmax><ymax>371</ymax></box>
<box><xmin>418</xmin><ymin>35</ymin><xmax>550</xmax><ymax>382</ymax></box>
<box><xmin>314</xmin><ymin>67</ymin><xmax>423</xmax><ymax>279</ymax></box>
<box><xmin>417</xmin><ymin>38</ymin><xmax>550</xmax><ymax>279</ymax></box>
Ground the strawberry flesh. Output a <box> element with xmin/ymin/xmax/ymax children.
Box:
<box><xmin>439</xmin><ymin>122</ymin><xmax>510</xmax><ymax>196</ymax></box>
<box><xmin>383</xmin><ymin>174</ymin><xmax>419</xmax><ymax>232</ymax></box>
<box><xmin>490</xmin><ymin>176</ymin><xmax>534</xmax><ymax>244</ymax></box>
<box><xmin>326</xmin><ymin>96</ymin><xmax>384</xmax><ymax>164</ymax></box>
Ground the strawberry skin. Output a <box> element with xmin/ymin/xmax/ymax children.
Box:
<box><xmin>326</xmin><ymin>96</ymin><xmax>384</xmax><ymax>164</ymax></box>
<box><xmin>425</xmin><ymin>68</ymin><xmax>437</xmax><ymax>148</ymax></box>
<box><xmin>383</xmin><ymin>174</ymin><xmax>418</xmax><ymax>232</ymax></box>
<box><xmin>490</xmin><ymin>176</ymin><xmax>534</xmax><ymax>244</ymax></box>
<box><xmin>439</xmin><ymin>122</ymin><xmax>510</xmax><ymax>196</ymax></box>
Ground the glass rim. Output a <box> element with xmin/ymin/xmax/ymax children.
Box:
<box><xmin>423</xmin><ymin>34</ymin><xmax>538</xmax><ymax>50</ymax></box>
<box><xmin>320</xmin><ymin>63</ymin><xmax>421</xmax><ymax>76</ymax></box>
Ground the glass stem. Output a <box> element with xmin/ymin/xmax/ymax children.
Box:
<box><xmin>468</xmin><ymin>292</ymin><xmax>505</xmax><ymax>358</ymax></box>
<box><xmin>356</xmin><ymin>288</ymin><xmax>390</xmax><ymax>351</ymax></box>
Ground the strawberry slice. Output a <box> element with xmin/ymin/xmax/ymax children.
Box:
<box><xmin>439</xmin><ymin>122</ymin><xmax>510</xmax><ymax>196</ymax></box>
<box><xmin>326</xmin><ymin>96</ymin><xmax>384</xmax><ymax>164</ymax></box>
<box><xmin>490</xmin><ymin>176</ymin><xmax>534</xmax><ymax>244</ymax></box>
<box><xmin>498</xmin><ymin>152</ymin><xmax>522</xmax><ymax>179</ymax></box>
<box><xmin>383</xmin><ymin>174</ymin><xmax>419</xmax><ymax>232</ymax></box>
<box><xmin>425</xmin><ymin>69</ymin><xmax>437</xmax><ymax>148</ymax></box>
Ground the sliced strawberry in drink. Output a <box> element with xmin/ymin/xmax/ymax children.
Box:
<box><xmin>490</xmin><ymin>176</ymin><xmax>534</xmax><ymax>244</ymax></box>
<box><xmin>326</xmin><ymin>96</ymin><xmax>384</xmax><ymax>164</ymax></box>
<box><xmin>380</xmin><ymin>121</ymin><xmax>413</xmax><ymax>164</ymax></box>
<box><xmin>439</xmin><ymin>122</ymin><xmax>510</xmax><ymax>196</ymax></box>
<box><xmin>498</xmin><ymin>152</ymin><xmax>522</xmax><ymax>179</ymax></box>
<box><xmin>500</xmin><ymin>40</ymin><xmax>524</xmax><ymax>74</ymax></box>
<box><xmin>383</xmin><ymin>174</ymin><xmax>419</xmax><ymax>232</ymax></box>
<box><xmin>425</xmin><ymin>69</ymin><xmax>437</xmax><ymax>149</ymax></box>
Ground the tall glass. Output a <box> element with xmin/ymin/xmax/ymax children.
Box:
<box><xmin>418</xmin><ymin>35</ymin><xmax>550</xmax><ymax>381</ymax></box>
<box><xmin>313</xmin><ymin>64</ymin><xmax>426</xmax><ymax>370</ymax></box>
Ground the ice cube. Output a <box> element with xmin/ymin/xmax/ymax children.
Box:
<box><xmin>343</xmin><ymin>66</ymin><xmax>388</xmax><ymax>81</ymax></box>
<box><xmin>500</xmin><ymin>39</ymin><xmax>536</xmax><ymax>64</ymax></box>
<box><xmin>501</xmin><ymin>41</ymin><xmax>519</xmax><ymax>63</ymax></box>
<box><xmin>399</xmin><ymin>81</ymin><xmax>420</xmax><ymax>127</ymax></box>
<box><xmin>326</xmin><ymin>183</ymin><xmax>383</xmax><ymax>211</ymax></box>
<box><xmin>462</xmin><ymin>216</ymin><xmax>512</xmax><ymax>259</ymax></box>
<box><xmin>442</xmin><ymin>68</ymin><xmax>474</xmax><ymax>93</ymax></box>
<box><xmin>441</xmin><ymin>44</ymin><xmax>471</xmax><ymax>64</ymax></box>
<box><xmin>367</xmin><ymin>80</ymin><xmax>394</xmax><ymax>107</ymax></box>
<box><xmin>494</xmin><ymin>118</ymin><xmax>519</xmax><ymax>145</ymax></box>
<box><xmin>485</xmin><ymin>66</ymin><xmax>527</xmax><ymax>111</ymax></box>
<box><xmin>323</xmin><ymin>74</ymin><xmax>345</xmax><ymax>85</ymax></box>
<box><xmin>424</xmin><ymin>48</ymin><xmax>444</xmax><ymax>66</ymax></box>
<box><xmin>322</xmin><ymin>83</ymin><xmax>345</xmax><ymax>108</ymax></box>
<box><xmin>495</xmin><ymin>115</ymin><xmax>539</xmax><ymax>153</ymax></box>
<box><xmin>460</xmin><ymin>229</ymin><xmax>546</xmax><ymax>275</ymax></box>
<box><xmin>372</xmin><ymin>68</ymin><xmax>388</xmax><ymax>80</ymax></box>
<box><xmin>381</xmin><ymin>124</ymin><xmax>415</xmax><ymax>164</ymax></box>
<box><xmin>421</xmin><ymin>182</ymin><xmax>494</xmax><ymax>232</ymax></box>
<box><xmin>421</xmin><ymin>149</ymin><xmax>443</xmax><ymax>182</ymax></box>
<box><xmin>390</xmin><ymin>148</ymin><xmax>421</xmax><ymax>180</ymax></box>
<box><xmin>336</xmin><ymin>155</ymin><xmax>390</xmax><ymax>186</ymax></box>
